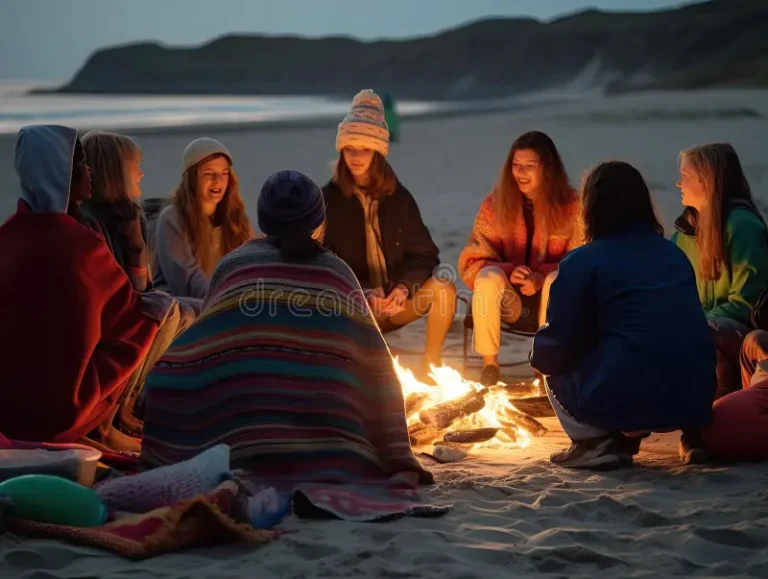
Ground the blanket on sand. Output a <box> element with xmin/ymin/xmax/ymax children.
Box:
<box><xmin>139</xmin><ymin>239</ymin><xmax>449</xmax><ymax>521</ymax></box>
<box><xmin>2</xmin><ymin>480</ymin><xmax>276</xmax><ymax>560</ymax></box>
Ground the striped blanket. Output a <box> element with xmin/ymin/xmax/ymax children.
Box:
<box><xmin>139</xmin><ymin>239</ymin><xmax>445</xmax><ymax>520</ymax></box>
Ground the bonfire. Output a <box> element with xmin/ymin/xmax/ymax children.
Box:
<box><xmin>394</xmin><ymin>358</ymin><xmax>552</xmax><ymax>461</ymax></box>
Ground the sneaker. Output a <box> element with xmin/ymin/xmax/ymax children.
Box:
<box><xmin>480</xmin><ymin>365</ymin><xmax>500</xmax><ymax>386</ymax></box>
<box><xmin>679</xmin><ymin>430</ymin><xmax>712</xmax><ymax>465</ymax></box>
<box><xmin>550</xmin><ymin>437</ymin><xmax>623</xmax><ymax>470</ymax></box>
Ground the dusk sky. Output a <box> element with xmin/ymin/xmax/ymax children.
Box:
<box><xmin>1</xmin><ymin>0</ymin><xmax>689</xmax><ymax>80</ymax></box>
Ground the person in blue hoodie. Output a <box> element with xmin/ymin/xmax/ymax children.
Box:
<box><xmin>531</xmin><ymin>161</ymin><xmax>717</xmax><ymax>470</ymax></box>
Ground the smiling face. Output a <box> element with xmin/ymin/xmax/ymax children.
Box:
<box><xmin>677</xmin><ymin>155</ymin><xmax>708</xmax><ymax>210</ymax></box>
<box><xmin>196</xmin><ymin>155</ymin><xmax>230</xmax><ymax>216</ymax></box>
<box><xmin>342</xmin><ymin>146</ymin><xmax>375</xmax><ymax>180</ymax></box>
<box><xmin>511</xmin><ymin>148</ymin><xmax>544</xmax><ymax>197</ymax></box>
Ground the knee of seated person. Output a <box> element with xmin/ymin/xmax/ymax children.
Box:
<box><xmin>427</xmin><ymin>277</ymin><xmax>457</xmax><ymax>302</ymax></box>
<box><xmin>474</xmin><ymin>266</ymin><xmax>507</xmax><ymax>290</ymax></box>
<box><xmin>417</xmin><ymin>277</ymin><xmax>457</xmax><ymax>314</ymax></box>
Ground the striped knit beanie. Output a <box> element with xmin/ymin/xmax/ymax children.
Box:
<box><xmin>336</xmin><ymin>89</ymin><xmax>389</xmax><ymax>157</ymax></box>
<box><xmin>257</xmin><ymin>169</ymin><xmax>326</xmax><ymax>236</ymax></box>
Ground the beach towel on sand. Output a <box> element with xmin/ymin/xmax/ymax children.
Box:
<box><xmin>3</xmin><ymin>480</ymin><xmax>276</xmax><ymax>560</ymax></box>
<box><xmin>139</xmin><ymin>238</ymin><xmax>449</xmax><ymax>521</ymax></box>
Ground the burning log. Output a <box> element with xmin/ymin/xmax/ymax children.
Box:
<box><xmin>408</xmin><ymin>422</ymin><xmax>440</xmax><ymax>446</ymax></box>
<box><xmin>506</xmin><ymin>396</ymin><xmax>555</xmax><ymax>418</ymax></box>
<box><xmin>499</xmin><ymin>382</ymin><xmax>541</xmax><ymax>398</ymax></box>
<box><xmin>405</xmin><ymin>392</ymin><xmax>429</xmax><ymax>415</ymax></box>
<box><xmin>443</xmin><ymin>427</ymin><xmax>499</xmax><ymax>444</ymax></box>
<box><xmin>501</xmin><ymin>408</ymin><xmax>549</xmax><ymax>437</ymax></box>
<box><xmin>419</xmin><ymin>389</ymin><xmax>486</xmax><ymax>429</ymax></box>
<box><xmin>500</xmin><ymin>428</ymin><xmax>519</xmax><ymax>444</ymax></box>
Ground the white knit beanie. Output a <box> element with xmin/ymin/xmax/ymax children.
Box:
<box><xmin>182</xmin><ymin>137</ymin><xmax>232</xmax><ymax>172</ymax></box>
<box><xmin>335</xmin><ymin>89</ymin><xmax>389</xmax><ymax>157</ymax></box>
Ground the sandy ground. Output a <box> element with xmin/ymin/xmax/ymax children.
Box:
<box><xmin>2</xmin><ymin>89</ymin><xmax>768</xmax><ymax>577</ymax></box>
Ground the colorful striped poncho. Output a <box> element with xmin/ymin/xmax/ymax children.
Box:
<box><xmin>139</xmin><ymin>238</ymin><xmax>433</xmax><ymax>492</ymax></box>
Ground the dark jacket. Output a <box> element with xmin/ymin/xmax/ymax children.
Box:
<box><xmin>80</xmin><ymin>200</ymin><xmax>152</xmax><ymax>292</ymax></box>
<box><xmin>321</xmin><ymin>180</ymin><xmax>440</xmax><ymax>295</ymax></box>
<box><xmin>531</xmin><ymin>225</ymin><xmax>716</xmax><ymax>431</ymax></box>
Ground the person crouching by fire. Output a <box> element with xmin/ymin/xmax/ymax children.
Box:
<box><xmin>531</xmin><ymin>161</ymin><xmax>717</xmax><ymax>470</ymax></box>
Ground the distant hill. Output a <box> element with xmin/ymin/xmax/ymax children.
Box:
<box><xmin>51</xmin><ymin>0</ymin><xmax>768</xmax><ymax>100</ymax></box>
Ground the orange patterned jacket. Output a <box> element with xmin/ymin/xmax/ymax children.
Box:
<box><xmin>458</xmin><ymin>192</ymin><xmax>583</xmax><ymax>289</ymax></box>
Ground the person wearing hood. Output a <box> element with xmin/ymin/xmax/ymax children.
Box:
<box><xmin>0</xmin><ymin>125</ymin><xmax>173</xmax><ymax>450</ymax></box>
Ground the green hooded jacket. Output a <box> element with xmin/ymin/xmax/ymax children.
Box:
<box><xmin>672</xmin><ymin>203</ymin><xmax>768</xmax><ymax>325</ymax></box>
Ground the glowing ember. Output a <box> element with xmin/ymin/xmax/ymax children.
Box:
<box><xmin>394</xmin><ymin>357</ymin><xmax>542</xmax><ymax>450</ymax></box>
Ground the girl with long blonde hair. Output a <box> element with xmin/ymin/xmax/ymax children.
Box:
<box><xmin>458</xmin><ymin>130</ymin><xmax>583</xmax><ymax>386</ymax></box>
<box><xmin>153</xmin><ymin>138</ymin><xmax>253</xmax><ymax>299</ymax></box>
<box><xmin>673</xmin><ymin>142</ymin><xmax>768</xmax><ymax>403</ymax></box>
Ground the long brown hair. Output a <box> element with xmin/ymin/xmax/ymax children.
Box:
<box><xmin>582</xmin><ymin>161</ymin><xmax>664</xmax><ymax>243</ymax></box>
<box><xmin>680</xmin><ymin>143</ymin><xmax>756</xmax><ymax>280</ymax></box>
<box><xmin>171</xmin><ymin>153</ymin><xmax>253</xmax><ymax>274</ymax></box>
<box><xmin>332</xmin><ymin>151</ymin><xmax>398</xmax><ymax>198</ymax></box>
<box><xmin>81</xmin><ymin>131</ymin><xmax>141</xmax><ymax>204</ymax></box>
<box><xmin>493</xmin><ymin>131</ymin><xmax>575</xmax><ymax>236</ymax></box>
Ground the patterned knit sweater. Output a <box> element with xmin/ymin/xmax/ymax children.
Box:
<box><xmin>458</xmin><ymin>193</ymin><xmax>583</xmax><ymax>289</ymax></box>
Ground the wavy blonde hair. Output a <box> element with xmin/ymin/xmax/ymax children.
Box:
<box><xmin>81</xmin><ymin>131</ymin><xmax>141</xmax><ymax>204</ymax></box>
<box><xmin>680</xmin><ymin>143</ymin><xmax>754</xmax><ymax>280</ymax></box>
<box><xmin>171</xmin><ymin>153</ymin><xmax>253</xmax><ymax>275</ymax></box>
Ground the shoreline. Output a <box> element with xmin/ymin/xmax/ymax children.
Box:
<box><xmin>0</xmin><ymin>93</ymin><xmax>582</xmax><ymax>139</ymax></box>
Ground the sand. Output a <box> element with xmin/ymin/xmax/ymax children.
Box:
<box><xmin>2</xmin><ymin>88</ymin><xmax>768</xmax><ymax>577</ymax></box>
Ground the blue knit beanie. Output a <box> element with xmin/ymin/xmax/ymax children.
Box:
<box><xmin>257</xmin><ymin>170</ymin><xmax>326</xmax><ymax>236</ymax></box>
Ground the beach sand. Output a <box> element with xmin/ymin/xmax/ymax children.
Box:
<box><xmin>2</xmin><ymin>89</ymin><xmax>768</xmax><ymax>577</ymax></box>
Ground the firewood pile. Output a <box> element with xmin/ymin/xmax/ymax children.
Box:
<box><xmin>405</xmin><ymin>380</ymin><xmax>554</xmax><ymax>462</ymax></box>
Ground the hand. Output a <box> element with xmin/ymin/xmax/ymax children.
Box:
<box><xmin>365</xmin><ymin>287</ymin><xmax>387</xmax><ymax>316</ymax></box>
<box><xmin>509</xmin><ymin>265</ymin><xmax>532</xmax><ymax>285</ymax></box>
<box><xmin>518</xmin><ymin>272</ymin><xmax>545</xmax><ymax>296</ymax></box>
<box><xmin>381</xmin><ymin>284</ymin><xmax>409</xmax><ymax>316</ymax></box>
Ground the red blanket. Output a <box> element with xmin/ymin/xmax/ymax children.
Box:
<box><xmin>0</xmin><ymin>201</ymin><xmax>159</xmax><ymax>442</ymax></box>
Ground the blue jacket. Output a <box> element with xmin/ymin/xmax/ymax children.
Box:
<box><xmin>530</xmin><ymin>226</ymin><xmax>716</xmax><ymax>431</ymax></box>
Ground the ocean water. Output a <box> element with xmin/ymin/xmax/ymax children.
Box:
<box><xmin>0</xmin><ymin>81</ymin><xmax>439</xmax><ymax>134</ymax></box>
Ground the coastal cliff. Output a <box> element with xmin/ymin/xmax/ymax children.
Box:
<box><xmin>54</xmin><ymin>0</ymin><xmax>767</xmax><ymax>100</ymax></box>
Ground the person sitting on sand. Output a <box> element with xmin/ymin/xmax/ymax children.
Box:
<box><xmin>316</xmin><ymin>89</ymin><xmax>455</xmax><ymax>380</ymax></box>
<box><xmin>0</xmin><ymin>125</ymin><xmax>174</xmax><ymax>450</ymax></box>
<box><xmin>139</xmin><ymin>169</ymin><xmax>432</xmax><ymax>488</ymax></box>
<box><xmin>458</xmin><ymin>131</ymin><xmax>583</xmax><ymax>386</ymax></box>
<box><xmin>531</xmin><ymin>161</ymin><xmax>716</xmax><ymax>470</ymax></box>
<box><xmin>152</xmin><ymin>137</ymin><xmax>253</xmax><ymax>300</ymax></box>
<box><xmin>78</xmin><ymin>130</ymin><xmax>197</xmax><ymax>436</ymax></box>
<box><xmin>672</xmin><ymin>143</ymin><xmax>768</xmax><ymax>402</ymax></box>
